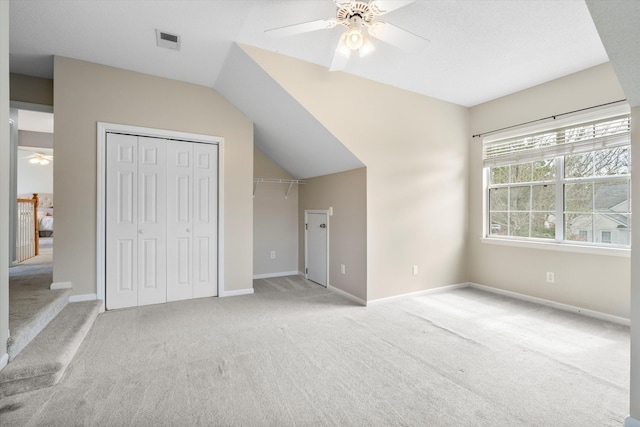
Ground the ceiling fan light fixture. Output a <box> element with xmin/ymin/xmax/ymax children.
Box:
<box><xmin>29</xmin><ymin>158</ymin><xmax>40</xmax><ymax>164</ymax></box>
<box><xmin>40</xmin><ymin>159</ymin><xmax>50</xmax><ymax>165</ymax></box>
<box><xmin>359</xmin><ymin>37</ymin><xmax>375</xmax><ymax>57</ymax></box>
<box><xmin>345</xmin><ymin>27</ymin><xmax>364</xmax><ymax>50</ymax></box>
<box><xmin>337</xmin><ymin>33</ymin><xmax>351</xmax><ymax>57</ymax></box>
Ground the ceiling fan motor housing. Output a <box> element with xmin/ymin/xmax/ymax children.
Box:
<box><xmin>337</xmin><ymin>1</ymin><xmax>376</xmax><ymax>27</ymax></box>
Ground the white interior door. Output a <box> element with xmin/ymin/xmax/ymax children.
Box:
<box><xmin>137</xmin><ymin>137</ymin><xmax>167</xmax><ymax>306</ymax></box>
<box><xmin>192</xmin><ymin>143</ymin><xmax>218</xmax><ymax>298</ymax></box>
<box><xmin>166</xmin><ymin>140</ymin><xmax>193</xmax><ymax>302</ymax></box>
<box><xmin>106</xmin><ymin>133</ymin><xmax>138</xmax><ymax>309</ymax></box>
<box><xmin>106</xmin><ymin>135</ymin><xmax>167</xmax><ymax>309</ymax></box>
<box><xmin>106</xmin><ymin>132</ymin><xmax>218</xmax><ymax>309</ymax></box>
<box><xmin>306</xmin><ymin>211</ymin><xmax>328</xmax><ymax>287</ymax></box>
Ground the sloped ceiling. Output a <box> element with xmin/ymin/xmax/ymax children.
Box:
<box><xmin>586</xmin><ymin>0</ymin><xmax>640</xmax><ymax>108</ymax></box>
<box><xmin>216</xmin><ymin>44</ymin><xmax>364</xmax><ymax>179</ymax></box>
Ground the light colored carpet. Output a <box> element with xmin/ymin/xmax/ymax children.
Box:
<box><xmin>0</xmin><ymin>276</ymin><xmax>629</xmax><ymax>426</ymax></box>
<box><xmin>8</xmin><ymin>249</ymin><xmax>69</xmax><ymax>360</ymax></box>
<box><xmin>0</xmin><ymin>300</ymin><xmax>102</xmax><ymax>397</ymax></box>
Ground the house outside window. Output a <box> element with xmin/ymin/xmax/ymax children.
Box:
<box><xmin>578</xmin><ymin>230</ymin><xmax>588</xmax><ymax>241</ymax></box>
<box><xmin>483</xmin><ymin>108</ymin><xmax>631</xmax><ymax>249</ymax></box>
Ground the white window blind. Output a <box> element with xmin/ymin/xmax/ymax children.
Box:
<box><xmin>483</xmin><ymin>115</ymin><xmax>631</xmax><ymax>167</ymax></box>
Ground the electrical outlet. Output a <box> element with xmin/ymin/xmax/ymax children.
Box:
<box><xmin>341</xmin><ymin>264</ymin><xmax>346</xmax><ymax>274</ymax></box>
<box><xmin>412</xmin><ymin>265</ymin><xmax>418</xmax><ymax>276</ymax></box>
<box><xmin>546</xmin><ymin>272</ymin><xmax>554</xmax><ymax>283</ymax></box>
<box><xmin>270</xmin><ymin>251</ymin><xmax>276</xmax><ymax>259</ymax></box>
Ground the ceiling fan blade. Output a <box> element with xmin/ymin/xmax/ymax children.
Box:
<box><xmin>265</xmin><ymin>18</ymin><xmax>337</xmax><ymax>38</ymax></box>
<box><xmin>367</xmin><ymin>21</ymin><xmax>429</xmax><ymax>52</ymax></box>
<box><xmin>329</xmin><ymin>44</ymin><xmax>351</xmax><ymax>71</ymax></box>
<box><xmin>368</xmin><ymin>0</ymin><xmax>415</xmax><ymax>16</ymax></box>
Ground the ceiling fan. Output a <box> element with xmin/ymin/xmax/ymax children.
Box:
<box><xmin>24</xmin><ymin>152</ymin><xmax>53</xmax><ymax>165</ymax></box>
<box><xmin>265</xmin><ymin>0</ymin><xmax>430</xmax><ymax>71</ymax></box>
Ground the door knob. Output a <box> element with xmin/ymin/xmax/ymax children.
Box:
<box><xmin>320</xmin><ymin>224</ymin><xmax>326</xmax><ymax>228</ymax></box>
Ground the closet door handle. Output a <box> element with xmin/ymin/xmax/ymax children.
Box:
<box><xmin>139</xmin><ymin>230</ymin><xmax>144</xmax><ymax>234</ymax></box>
<box><xmin>186</xmin><ymin>228</ymin><xmax>191</xmax><ymax>233</ymax></box>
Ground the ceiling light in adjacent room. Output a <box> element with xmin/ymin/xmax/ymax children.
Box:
<box><xmin>26</xmin><ymin>153</ymin><xmax>53</xmax><ymax>165</ymax></box>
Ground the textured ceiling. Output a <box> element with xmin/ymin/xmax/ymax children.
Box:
<box><xmin>9</xmin><ymin>0</ymin><xmax>609</xmax><ymax>107</ymax></box>
<box><xmin>586</xmin><ymin>0</ymin><xmax>640</xmax><ymax>108</ymax></box>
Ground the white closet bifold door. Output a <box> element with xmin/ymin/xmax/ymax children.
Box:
<box><xmin>106</xmin><ymin>133</ymin><xmax>139</xmax><ymax>310</ymax></box>
<box><xmin>193</xmin><ymin>142</ymin><xmax>218</xmax><ymax>298</ymax></box>
<box><xmin>106</xmin><ymin>134</ymin><xmax>168</xmax><ymax>309</ymax></box>
<box><xmin>136</xmin><ymin>137</ymin><xmax>167</xmax><ymax>306</ymax></box>
<box><xmin>166</xmin><ymin>140</ymin><xmax>194</xmax><ymax>302</ymax></box>
<box><xmin>106</xmin><ymin>134</ymin><xmax>217</xmax><ymax>310</ymax></box>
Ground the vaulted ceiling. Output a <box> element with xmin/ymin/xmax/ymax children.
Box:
<box><xmin>9</xmin><ymin>1</ymin><xmax>638</xmax><ymax>179</ymax></box>
<box><xmin>10</xmin><ymin>0</ymin><xmax>609</xmax><ymax>107</ymax></box>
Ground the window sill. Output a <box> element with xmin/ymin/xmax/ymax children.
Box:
<box><xmin>480</xmin><ymin>237</ymin><xmax>630</xmax><ymax>258</ymax></box>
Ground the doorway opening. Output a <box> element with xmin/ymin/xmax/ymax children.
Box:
<box><xmin>8</xmin><ymin>105</ymin><xmax>56</xmax><ymax>361</ymax></box>
<box><xmin>304</xmin><ymin>209</ymin><xmax>329</xmax><ymax>287</ymax></box>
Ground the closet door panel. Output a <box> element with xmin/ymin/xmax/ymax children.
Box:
<box><xmin>106</xmin><ymin>133</ymin><xmax>139</xmax><ymax>309</ymax></box>
<box><xmin>193</xmin><ymin>143</ymin><xmax>218</xmax><ymax>298</ymax></box>
<box><xmin>166</xmin><ymin>140</ymin><xmax>194</xmax><ymax>302</ymax></box>
<box><xmin>137</xmin><ymin>137</ymin><xmax>167</xmax><ymax>306</ymax></box>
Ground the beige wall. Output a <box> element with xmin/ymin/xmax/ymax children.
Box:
<box><xmin>53</xmin><ymin>56</ymin><xmax>254</xmax><ymax>297</ymax></box>
<box><xmin>242</xmin><ymin>45</ymin><xmax>469</xmax><ymax>301</ymax></box>
<box><xmin>253</xmin><ymin>148</ymin><xmax>298</xmax><ymax>276</ymax></box>
<box><xmin>1</xmin><ymin>0</ymin><xmax>10</xmax><ymax>362</ymax></box>
<box><xmin>299</xmin><ymin>168</ymin><xmax>367</xmax><ymax>301</ymax></box>
<box><xmin>468</xmin><ymin>63</ymin><xmax>630</xmax><ymax>318</ymax></box>
<box><xmin>10</xmin><ymin>73</ymin><xmax>53</xmax><ymax>106</ymax></box>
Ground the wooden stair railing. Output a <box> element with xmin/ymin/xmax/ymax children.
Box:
<box><xmin>16</xmin><ymin>193</ymin><xmax>39</xmax><ymax>262</ymax></box>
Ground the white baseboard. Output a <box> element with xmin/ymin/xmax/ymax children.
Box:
<box><xmin>253</xmin><ymin>271</ymin><xmax>300</xmax><ymax>279</ymax></box>
<box><xmin>69</xmin><ymin>293</ymin><xmax>97</xmax><ymax>302</ymax></box>
<box><xmin>625</xmin><ymin>416</ymin><xmax>640</xmax><ymax>427</ymax></box>
<box><xmin>221</xmin><ymin>288</ymin><xmax>254</xmax><ymax>297</ymax></box>
<box><xmin>468</xmin><ymin>282</ymin><xmax>630</xmax><ymax>326</ymax></box>
<box><xmin>50</xmin><ymin>281</ymin><xmax>72</xmax><ymax>290</ymax></box>
<box><xmin>367</xmin><ymin>283</ymin><xmax>469</xmax><ymax>306</ymax></box>
<box><xmin>327</xmin><ymin>285</ymin><xmax>366</xmax><ymax>306</ymax></box>
<box><xmin>0</xmin><ymin>352</ymin><xmax>8</xmax><ymax>371</ymax></box>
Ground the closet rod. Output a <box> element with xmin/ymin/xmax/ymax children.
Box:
<box><xmin>253</xmin><ymin>178</ymin><xmax>305</xmax><ymax>184</ymax></box>
<box><xmin>253</xmin><ymin>178</ymin><xmax>305</xmax><ymax>198</ymax></box>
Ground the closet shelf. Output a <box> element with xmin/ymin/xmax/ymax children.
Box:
<box><xmin>253</xmin><ymin>178</ymin><xmax>305</xmax><ymax>199</ymax></box>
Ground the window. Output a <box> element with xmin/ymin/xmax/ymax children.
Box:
<box><xmin>484</xmin><ymin>113</ymin><xmax>631</xmax><ymax>248</ymax></box>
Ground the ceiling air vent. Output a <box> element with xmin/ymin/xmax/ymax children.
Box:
<box><xmin>156</xmin><ymin>29</ymin><xmax>181</xmax><ymax>51</ymax></box>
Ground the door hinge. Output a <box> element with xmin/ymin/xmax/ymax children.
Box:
<box><xmin>305</xmin><ymin>268</ymin><xmax>308</xmax><ymax>274</ymax></box>
<box><xmin>305</xmin><ymin>223</ymin><xmax>308</xmax><ymax>230</ymax></box>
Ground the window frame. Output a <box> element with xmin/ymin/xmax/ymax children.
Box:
<box><xmin>482</xmin><ymin>105</ymin><xmax>631</xmax><ymax>255</ymax></box>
